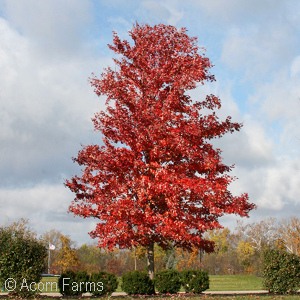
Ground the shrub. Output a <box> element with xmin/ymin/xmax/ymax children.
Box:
<box><xmin>121</xmin><ymin>270</ymin><xmax>155</xmax><ymax>295</ymax></box>
<box><xmin>0</xmin><ymin>221</ymin><xmax>47</xmax><ymax>298</ymax></box>
<box><xmin>181</xmin><ymin>270</ymin><xmax>209</xmax><ymax>293</ymax></box>
<box><xmin>75</xmin><ymin>270</ymin><xmax>90</xmax><ymax>293</ymax></box>
<box><xmin>155</xmin><ymin>269</ymin><xmax>181</xmax><ymax>294</ymax></box>
<box><xmin>58</xmin><ymin>270</ymin><xmax>89</xmax><ymax>296</ymax></box>
<box><xmin>90</xmin><ymin>271</ymin><xmax>118</xmax><ymax>296</ymax></box>
<box><xmin>263</xmin><ymin>248</ymin><xmax>300</xmax><ymax>294</ymax></box>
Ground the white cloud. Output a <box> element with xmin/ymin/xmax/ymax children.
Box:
<box><xmin>0</xmin><ymin>184</ymin><xmax>96</xmax><ymax>244</ymax></box>
<box><xmin>135</xmin><ymin>0</ymin><xmax>183</xmax><ymax>25</ymax></box>
<box><xmin>198</xmin><ymin>79</ymin><xmax>274</xmax><ymax>169</ymax></box>
<box><xmin>249</xmin><ymin>60</ymin><xmax>300</xmax><ymax>160</ymax></box>
<box><xmin>239</xmin><ymin>158</ymin><xmax>300</xmax><ymax>210</ymax></box>
<box><xmin>0</xmin><ymin>15</ymin><xmax>109</xmax><ymax>186</ymax></box>
<box><xmin>191</xmin><ymin>0</ymin><xmax>290</xmax><ymax>26</ymax></box>
<box><xmin>290</xmin><ymin>55</ymin><xmax>300</xmax><ymax>77</ymax></box>
<box><xmin>1</xmin><ymin>0</ymin><xmax>300</xmax><ymax>245</ymax></box>
<box><xmin>0</xmin><ymin>2</ymin><xmax>110</xmax><ymax>243</ymax></box>
<box><xmin>221</xmin><ymin>24</ymin><xmax>296</xmax><ymax>81</ymax></box>
<box><xmin>3</xmin><ymin>0</ymin><xmax>92</xmax><ymax>57</ymax></box>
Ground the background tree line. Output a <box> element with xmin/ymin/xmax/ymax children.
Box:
<box><xmin>2</xmin><ymin>216</ymin><xmax>299</xmax><ymax>276</ymax></box>
<box><xmin>2</xmin><ymin>217</ymin><xmax>300</xmax><ymax>296</ymax></box>
<box><xmin>4</xmin><ymin>216</ymin><xmax>297</xmax><ymax>276</ymax></box>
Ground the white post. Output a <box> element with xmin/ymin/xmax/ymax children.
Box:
<box><xmin>48</xmin><ymin>242</ymin><xmax>51</xmax><ymax>274</ymax></box>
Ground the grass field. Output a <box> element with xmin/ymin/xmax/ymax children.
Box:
<box><xmin>39</xmin><ymin>275</ymin><xmax>60</xmax><ymax>292</ymax></box>
<box><xmin>208</xmin><ymin>275</ymin><xmax>264</xmax><ymax>291</ymax></box>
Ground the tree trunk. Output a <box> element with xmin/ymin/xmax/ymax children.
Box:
<box><xmin>147</xmin><ymin>242</ymin><xmax>154</xmax><ymax>280</ymax></box>
<box><xmin>134</xmin><ymin>247</ymin><xmax>137</xmax><ymax>270</ymax></box>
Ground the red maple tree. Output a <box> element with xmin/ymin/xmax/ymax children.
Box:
<box><xmin>66</xmin><ymin>23</ymin><xmax>255</xmax><ymax>279</ymax></box>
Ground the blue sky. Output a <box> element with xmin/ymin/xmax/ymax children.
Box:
<box><xmin>1</xmin><ymin>0</ymin><xmax>300</xmax><ymax>245</ymax></box>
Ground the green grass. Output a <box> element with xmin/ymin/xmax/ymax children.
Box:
<box><xmin>208</xmin><ymin>275</ymin><xmax>264</xmax><ymax>291</ymax></box>
<box><xmin>39</xmin><ymin>275</ymin><xmax>60</xmax><ymax>292</ymax></box>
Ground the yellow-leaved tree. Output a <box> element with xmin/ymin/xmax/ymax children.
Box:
<box><xmin>54</xmin><ymin>235</ymin><xmax>79</xmax><ymax>273</ymax></box>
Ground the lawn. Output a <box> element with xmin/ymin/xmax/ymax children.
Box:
<box><xmin>39</xmin><ymin>275</ymin><xmax>60</xmax><ymax>293</ymax></box>
<box><xmin>208</xmin><ymin>275</ymin><xmax>264</xmax><ymax>291</ymax></box>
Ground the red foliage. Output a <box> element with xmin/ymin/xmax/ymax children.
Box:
<box><xmin>66</xmin><ymin>24</ymin><xmax>255</xmax><ymax>254</ymax></box>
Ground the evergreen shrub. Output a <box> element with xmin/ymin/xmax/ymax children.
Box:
<box><xmin>0</xmin><ymin>224</ymin><xmax>47</xmax><ymax>298</ymax></box>
<box><xmin>58</xmin><ymin>270</ymin><xmax>89</xmax><ymax>296</ymax></box>
<box><xmin>263</xmin><ymin>248</ymin><xmax>300</xmax><ymax>294</ymax></box>
<box><xmin>181</xmin><ymin>269</ymin><xmax>209</xmax><ymax>293</ymax></box>
<box><xmin>155</xmin><ymin>269</ymin><xmax>181</xmax><ymax>294</ymax></box>
<box><xmin>90</xmin><ymin>271</ymin><xmax>118</xmax><ymax>296</ymax></box>
<box><xmin>75</xmin><ymin>270</ymin><xmax>90</xmax><ymax>293</ymax></box>
<box><xmin>121</xmin><ymin>270</ymin><xmax>155</xmax><ymax>295</ymax></box>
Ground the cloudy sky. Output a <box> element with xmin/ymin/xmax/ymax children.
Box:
<box><xmin>1</xmin><ymin>0</ymin><xmax>300</xmax><ymax>246</ymax></box>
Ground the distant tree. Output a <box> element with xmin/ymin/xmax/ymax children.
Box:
<box><xmin>202</xmin><ymin>228</ymin><xmax>238</xmax><ymax>274</ymax></box>
<box><xmin>53</xmin><ymin>235</ymin><xmax>79</xmax><ymax>273</ymax></box>
<box><xmin>76</xmin><ymin>245</ymin><xmax>130</xmax><ymax>276</ymax></box>
<box><xmin>235</xmin><ymin>218</ymin><xmax>280</xmax><ymax>274</ymax></box>
<box><xmin>208</xmin><ymin>228</ymin><xmax>232</xmax><ymax>254</ymax></box>
<box><xmin>278</xmin><ymin>217</ymin><xmax>300</xmax><ymax>255</ymax></box>
<box><xmin>176</xmin><ymin>247</ymin><xmax>202</xmax><ymax>271</ymax></box>
<box><xmin>104</xmin><ymin>248</ymin><xmax>131</xmax><ymax>275</ymax></box>
<box><xmin>131</xmin><ymin>246</ymin><xmax>147</xmax><ymax>271</ymax></box>
<box><xmin>236</xmin><ymin>240</ymin><xmax>255</xmax><ymax>273</ymax></box>
<box><xmin>66</xmin><ymin>23</ymin><xmax>255</xmax><ymax>279</ymax></box>
<box><xmin>236</xmin><ymin>218</ymin><xmax>279</xmax><ymax>251</ymax></box>
<box><xmin>76</xmin><ymin>244</ymin><xmax>104</xmax><ymax>273</ymax></box>
<box><xmin>0</xmin><ymin>219</ymin><xmax>47</xmax><ymax>298</ymax></box>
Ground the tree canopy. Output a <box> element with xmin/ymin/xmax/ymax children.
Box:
<box><xmin>66</xmin><ymin>23</ymin><xmax>255</xmax><ymax>278</ymax></box>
